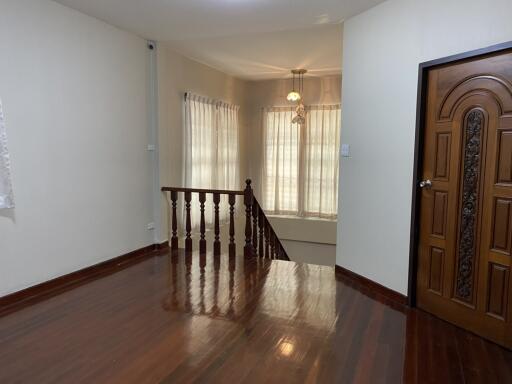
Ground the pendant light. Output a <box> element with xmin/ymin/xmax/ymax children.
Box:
<box><xmin>287</xmin><ymin>69</ymin><xmax>307</xmax><ymax>102</ymax></box>
<box><xmin>287</xmin><ymin>69</ymin><xmax>307</xmax><ymax>125</ymax></box>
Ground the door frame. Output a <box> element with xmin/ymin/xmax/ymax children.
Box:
<box><xmin>407</xmin><ymin>40</ymin><xmax>512</xmax><ymax>307</ymax></box>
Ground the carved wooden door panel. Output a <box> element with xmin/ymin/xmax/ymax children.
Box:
<box><xmin>417</xmin><ymin>50</ymin><xmax>512</xmax><ymax>349</ymax></box>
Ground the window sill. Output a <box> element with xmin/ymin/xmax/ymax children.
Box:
<box><xmin>265</xmin><ymin>214</ymin><xmax>337</xmax><ymax>223</ymax></box>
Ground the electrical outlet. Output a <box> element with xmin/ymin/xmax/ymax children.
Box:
<box><xmin>147</xmin><ymin>222</ymin><xmax>155</xmax><ymax>230</ymax></box>
<box><xmin>341</xmin><ymin>144</ymin><xmax>350</xmax><ymax>157</ymax></box>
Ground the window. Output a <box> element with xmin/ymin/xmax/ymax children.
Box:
<box><xmin>184</xmin><ymin>93</ymin><xmax>240</xmax><ymax>225</ymax></box>
<box><xmin>262</xmin><ymin>105</ymin><xmax>340</xmax><ymax>219</ymax></box>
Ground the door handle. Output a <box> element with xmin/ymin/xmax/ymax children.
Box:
<box><xmin>419</xmin><ymin>179</ymin><xmax>432</xmax><ymax>189</ymax></box>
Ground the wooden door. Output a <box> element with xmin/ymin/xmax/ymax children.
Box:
<box><xmin>417</xmin><ymin>49</ymin><xmax>512</xmax><ymax>349</ymax></box>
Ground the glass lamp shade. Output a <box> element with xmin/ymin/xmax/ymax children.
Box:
<box><xmin>287</xmin><ymin>91</ymin><xmax>301</xmax><ymax>102</ymax></box>
<box><xmin>292</xmin><ymin>114</ymin><xmax>305</xmax><ymax>125</ymax></box>
<box><xmin>292</xmin><ymin>103</ymin><xmax>306</xmax><ymax>125</ymax></box>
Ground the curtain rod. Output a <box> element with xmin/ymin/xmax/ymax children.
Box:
<box><xmin>184</xmin><ymin>91</ymin><xmax>240</xmax><ymax>109</ymax></box>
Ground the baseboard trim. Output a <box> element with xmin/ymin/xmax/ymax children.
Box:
<box><xmin>154</xmin><ymin>241</ymin><xmax>170</xmax><ymax>250</ymax></box>
<box><xmin>335</xmin><ymin>265</ymin><xmax>408</xmax><ymax>307</ymax></box>
<box><xmin>0</xmin><ymin>242</ymin><xmax>169</xmax><ymax>316</ymax></box>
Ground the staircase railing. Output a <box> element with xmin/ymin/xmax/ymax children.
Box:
<box><xmin>161</xmin><ymin>179</ymin><xmax>289</xmax><ymax>260</ymax></box>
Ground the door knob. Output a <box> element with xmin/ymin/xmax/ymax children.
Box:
<box><xmin>419</xmin><ymin>179</ymin><xmax>432</xmax><ymax>189</ymax></box>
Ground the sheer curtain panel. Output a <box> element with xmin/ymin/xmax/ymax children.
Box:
<box><xmin>303</xmin><ymin>105</ymin><xmax>340</xmax><ymax>218</ymax></box>
<box><xmin>183</xmin><ymin>93</ymin><xmax>240</xmax><ymax>226</ymax></box>
<box><xmin>0</xmin><ymin>100</ymin><xmax>14</xmax><ymax>209</ymax></box>
<box><xmin>262</xmin><ymin>107</ymin><xmax>300</xmax><ymax>215</ymax></box>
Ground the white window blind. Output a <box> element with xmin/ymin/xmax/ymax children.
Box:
<box><xmin>262</xmin><ymin>105</ymin><xmax>340</xmax><ymax>219</ymax></box>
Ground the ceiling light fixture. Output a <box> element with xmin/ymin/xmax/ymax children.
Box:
<box><xmin>287</xmin><ymin>69</ymin><xmax>307</xmax><ymax>102</ymax></box>
<box><xmin>287</xmin><ymin>69</ymin><xmax>307</xmax><ymax>125</ymax></box>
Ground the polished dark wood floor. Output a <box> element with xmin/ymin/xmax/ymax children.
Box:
<box><xmin>1</xmin><ymin>249</ymin><xmax>511</xmax><ymax>383</ymax></box>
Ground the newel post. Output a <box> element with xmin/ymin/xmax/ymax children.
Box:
<box><xmin>244</xmin><ymin>179</ymin><xmax>254</xmax><ymax>256</ymax></box>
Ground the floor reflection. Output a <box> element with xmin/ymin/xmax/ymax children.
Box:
<box><xmin>260</xmin><ymin>262</ymin><xmax>337</xmax><ymax>331</ymax></box>
<box><xmin>160</xmin><ymin>251</ymin><xmax>337</xmax><ymax>332</ymax></box>
<box><xmin>161</xmin><ymin>251</ymin><xmax>271</xmax><ymax>321</ymax></box>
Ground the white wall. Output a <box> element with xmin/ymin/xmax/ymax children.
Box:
<box><xmin>337</xmin><ymin>0</ymin><xmax>512</xmax><ymax>295</ymax></box>
<box><xmin>0</xmin><ymin>0</ymin><xmax>154</xmax><ymax>297</ymax></box>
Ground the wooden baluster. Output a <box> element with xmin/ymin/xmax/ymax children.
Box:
<box><xmin>185</xmin><ymin>191</ymin><xmax>192</xmax><ymax>252</ymax></box>
<box><xmin>213</xmin><ymin>193</ymin><xmax>221</xmax><ymax>255</ymax></box>
<box><xmin>199</xmin><ymin>192</ymin><xmax>206</xmax><ymax>254</ymax></box>
<box><xmin>229</xmin><ymin>193</ymin><xmax>236</xmax><ymax>256</ymax></box>
<box><xmin>170</xmin><ymin>191</ymin><xmax>178</xmax><ymax>250</ymax></box>
<box><xmin>252</xmin><ymin>203</ymin><xmax>258</xmax><ymax>254</ymax></box>
<box><xmin>244</xmin><ymin>179</ymin><xmax>253</xmax><ymax>256</ymax></box>
<box><xmin>264</xmin><ymin>221</ymin><xmax>270</xmax><ymax>259</ymax></box>
<box><xmin>258</xmin><ymin>208</ymin><xmax>264</xmax><ymax>258</ymax></box>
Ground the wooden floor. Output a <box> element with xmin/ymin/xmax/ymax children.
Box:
<box><xmin>1</xmin><ymin>249</ymin><xmax>511</xmax><ymax>384</ymax></box>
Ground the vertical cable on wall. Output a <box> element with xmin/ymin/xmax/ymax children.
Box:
<box><xmin>147</xmin><ymin>40</ymin><xmax>162</xmax><ymax>244</ymax></box>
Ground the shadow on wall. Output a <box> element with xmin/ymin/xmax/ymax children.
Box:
<box><xmin>0</xmin><ymin>208</ymin><xmax>15</xmax><ymax>223</ymax></box>
<box><xmin>281</xmin><ymin>240</ymin><xmax>336</xmax><ymax>266</ymax></box>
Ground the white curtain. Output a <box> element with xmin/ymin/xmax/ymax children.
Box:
<box><xmin>262</xmin><ymin>105</ymin><xmax>340</xmax><ymax>219</ymax></box>
<box><xmin>303</xmin><ymin>105</ymin><xmax>340</xmax><ymax>218</ymax></box>
<box><xmin>262</xmin><ymin>107</ymin><xmax>300</xmax><ymax>215</ymax></box>
<box><xmin>0</xmin><ymin>100</ymin><xmax>14</xmax><ymax>209</ymax></box>
<box><xmin>184</xmin><ymin>93</ymin><xmax>240</xmax><ymax>226</ymax></box>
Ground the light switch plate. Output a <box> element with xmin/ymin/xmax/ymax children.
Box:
<box><xmin>341</xmin><ymin>144</ymin><xmax>350</xmax><ymax>157</ymax></box>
